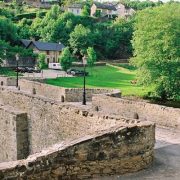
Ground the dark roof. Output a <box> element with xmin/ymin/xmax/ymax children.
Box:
<box><xmin>67</xmin><ymin>3</ymin><xmax>83</xmax><ymax>9</ymax></box>
<box><xmin>23</xmin><ymin>40</ymin><xmax>65</xmax><ymax>51</ymax></box>
<box><xmin>94</xmin><ymin>2</ymin><xmax>116</xmax><ymax>11</ymax></box>
<box><xmin>21</xmin><ymin>39</ymin><xmax>31</xmax><ymax>47</ymax></box>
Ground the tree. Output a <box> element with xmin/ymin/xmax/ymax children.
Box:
<box><xmin>59</xmin><ymin>47</ymin><xmax>73</xmax><ymax>71</ymax></box>
<box><xmin>0</xmin><ymin>16</ymin><xmax>18</xmax><ymax>44</ymax></box>
<box><xmin>87</xmin><ymin>47</ymin><xmax>97</xmax><ymax>67</ymax></box>
<box><xmin>69</xmin><ymin>24</ymin><xmax>94</xmax><ymax>56</ymax></box>
<box><xmin>81</xmin><ymin>5</ymin><xmax>89</xmax><ymax>16</ymax></box>
<box><xmin>131</xmin><ymin>3</ymin><xmax>180</xmax><ymax>100</ymax></box>
<box><xmin>37</xmin><ymin>53</ymin><xmax>47</xmax><ymax>69</ymax></box>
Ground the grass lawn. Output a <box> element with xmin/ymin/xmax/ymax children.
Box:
<box><xmin>0</xmin><ymin>67</ymin><xmax>19</xmax><ymax>77</ymax></box>
<box><xmin>45</xmin><ymin>65</ymin><xmax>150</xmax><ymax>97</ymax></box>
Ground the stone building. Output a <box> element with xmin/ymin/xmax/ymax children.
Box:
<box><xmin>91</xmin><ymin>2</ymin><xmax>117</xmax><ymax>18</ymax></box>
<box><xmin>91</xmin><ymin>2</ymin><xmax>135</xmax><ymax>18</ymax></box>
<box><xmin>115</xmin><ymin>3</ymin><xmax>135</xmax><ymax>18</ymax></box>
<box><xmin>66</xmin><ymin>4</ymin><xmax>83</xmax><ymax>15</ymax></box>
<box><xmin>21</xmin><ymin>39</ymin><xmax>65</xmax><ymax>64</ymax></box>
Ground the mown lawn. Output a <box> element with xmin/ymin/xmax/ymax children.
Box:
<box><xmin>0</xmin><ymin>67</ymin><xmax>18</xmax><ymax>77</ymax></box>
<box><xmin>45</xmin><ymin>65</ymin><xmax>149</xmax><ymax>97</ymax></box>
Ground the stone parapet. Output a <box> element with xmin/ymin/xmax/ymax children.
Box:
<box><xmin>92</xmin><ymin>95</ymin><xmax>180</xmax><ymax>129</ymax></box>
<box><xmin>0</xmin><ymin>76</ymin><xmax>16</xmax><ymax>86</ymax></box>
<box><xmin>0</xmin><ymin>122</ymin><xmax>155</xmax><ymax>179</ymax></box>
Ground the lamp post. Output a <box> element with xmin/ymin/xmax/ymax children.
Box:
<box><xmin>82</xmin><ymin>55</ymin><xmax>87</xmax><ymax>105</ymax></box>
<box><xmin>15</xmin><ymin>53</ymin><xmax>19</xmax><ymax>88</ymax></box>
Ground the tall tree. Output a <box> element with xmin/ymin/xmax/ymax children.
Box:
<box><xmin>0</xmin><ymin>16</ymin><xmax>18</xmax><ymax>44</ymax></box>
<box><xmin>131</xmin><ymin>3</ymin><xmax>180</xmax><ymax>100</ymax></box>
<box><xmin>59</xmin><ymin>47</ymin><xmax>73</xmax><ymax>71</ymax></box>
<box><xmin>69</xmin><ymin>24</ymin><xmax>94</xmax><ymax>56</ymax></box>
<box><xmin>87</xmin><ymin>47</ymin><xmax>97</xmax><ymax>67</ymax></box>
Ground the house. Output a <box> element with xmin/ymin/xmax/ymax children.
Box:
<box><xmin>66</xmin><ymin>4</ymin><xmax>83</xmax><ymax>15</ymax></box>
<box><xmin>91</xmin><ymin>2</ymin><xmax>117</xmax><ymax>18</ymax></box>
<box><xmin>114</xmin><ymin>3</ymin><xmax>135</xmax><ymax>18</ymax></box>
<box><xmin>21</xmin><ymin>39</ymin><xmax>65</xmax><ymax>64</ymax></box>
<box><xmin>91</xmin><ymin>2</ymin><xmax>135</xmax><ymax>18</ymax></box>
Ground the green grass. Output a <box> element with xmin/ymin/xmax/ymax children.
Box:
<box><xmin>115</xmin><ymin>63</ymin><xmax>137</xmax><ymax>71</ymax></box>
<box><xmin>45</xmin><ymin>65</ymin><xmax>150</xmax><ymax>97</ymax></box>
<box><xmin>0</xmin><ymin>67</ymin><xmax>21</xmax><ymax>77</ymax></box>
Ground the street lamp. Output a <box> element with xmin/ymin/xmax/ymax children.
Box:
<box><xmin>82</xmin><ymin>55</ymin><xmax>87</xmax><ymax>105</ymax></box>
<box><xmin>15</xmin><ymin>53</ymin><xmax>19</xmax><ymax>88</ymax></box>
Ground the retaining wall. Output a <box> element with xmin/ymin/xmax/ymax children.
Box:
<box><xmin>0</xmin><ymin>122</ymin><xmax>155</xmax><ymax>179</ymax></box>
<box><xmin>92</xmin><ymin>95</ymin><xmax>180</xmax><ymax>129</ymax></box>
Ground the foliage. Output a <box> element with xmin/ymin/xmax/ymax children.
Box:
<box><xmin>14</xmin><ymin>11</ymin><xmax>46</xmax><ymax>21</ymax></box>
<box><xmin>131</xmin><ymin>3</ymin><xmax>180</xmax><ymax>100</ymax></box>
<box><xmin>119</xmin><ymin>0</ymin><xmax>163</xmax><ymax>10</ymax></box>
<box><xmin>0</xmin><ymin>16</ymin><xmax>18</xmax><ymax>44</ymax></box>
<box><xmin>17</xmin><ymin>18</ymin><xmax>32</xmax><ymax>39</ymax></box>
<box><xmin>59</xmin><ymin>47</ymin><xmax>73</xmax><ymax>71</ymax></box>
<box><xmin>37</xmin><ymin>53</ymin><xmax>47</xmax><ymax>69</ymax></box>
<box><xmin>81</xmin><ymin>5</ymin><xmax>89</xmax><ymax>16</ymax></box>
<box><xmin>87</xmin><ymin>47</ymin><xmax>97</xmax><ymax>67</ymax></box>
<box><xmin>69</xmin><ymin>24</ymin><xmax>94</xmax><ymax>56</ymax></box>
<box><xmin>0</xmin><ymin>40</ymin><xmax>35</xmax><ymax>66</ymax></box>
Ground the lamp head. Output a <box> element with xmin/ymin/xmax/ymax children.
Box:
<box><xmin>82</xmin><ymin>55</ymin><xmax>87</xmax><ymax>65</ymax></box>
<box><xmin>15</xmin><ymin>53</ymin><xmax>19</xmax><ymax>61</ymax></box>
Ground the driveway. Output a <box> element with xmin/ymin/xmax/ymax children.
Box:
<box><xmin>94</xmin><ymin>127</ymin><xmax>180</xmax><ymax>180</ymax></box>
<box><xmin>23</xmin><ymin>69</ymin><xmax>72</xmax><ymax>79</ymax></box>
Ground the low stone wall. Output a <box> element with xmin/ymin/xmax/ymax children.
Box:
<box><xmin>65</xmin><ymin>88</ymin><xmax>121</xmax><ymax>102</ymax></box>
<box><xmin>19</xmin><ymin>79</ymin><xmax>65</xmax><ymax>101</ymax></box>
<box><xmin>19</xmin><ymin>79</ymin><xmax>121</xmax><ymax>102</ymax></box>
<box><xmin>0</xmin><ymin>105</ymin><xmax>28</xmax><ymax>163</ymax></box>
<box><xmin>0</xmin><ymin>122</ymin><xmax>155</xmax><ymax>179</ymax></box>
<box><xmin>0</xmin><ymin>76</ymin><xmax>16</xmax><ymax>86</ymax></box>
<box><xmin>92</xmin><ymin>95</ymin><xmax>180</xmax><ymax>129</ymax></box>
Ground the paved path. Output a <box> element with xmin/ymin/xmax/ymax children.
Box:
<box><xmin>94</xmin><ymin>127</ymin><xmax>180</xmax><ymax>180</ymax></box>
<box><xmin>23</xmin><ymin>69</ymin><xmax>72</xmax><ymax>79</ymax></box>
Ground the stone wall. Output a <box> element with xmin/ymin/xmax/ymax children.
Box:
<box><xmin>19</xmin><ymin>79</ymin><xmax>121</xmax><ymax>102</ymax></box>
<box><xmin>0</xmin><ymin>76</ymin><xmax>16</xmax><ymax>86</ymax></box>
<box><xmin>0</xmin><ymin>87</ymin><xmax>122</xmax><ymax>155</ymax></box>
<box><xmin>0</xmin><ymin>122</ymin><xmax>155</xmax><ymax>179</ymax></box>
<box><xmin>64</xmin><ymin>88</ymin><xmax>121</xmax><ymax>102</ymax></box>
<box><xmin>19</xmin><ymin>79</ymin><xmax>66</xmax><ymax>101</ymax></box>
<box><xmin>0</xmin><ymin>105</ymin><xmax>28</xmax><ymax>163</ymax></box>
<box><xmin>92</xmin><ymin>95</ymin><xmax>180</xmax><ymax>129</ymax></box>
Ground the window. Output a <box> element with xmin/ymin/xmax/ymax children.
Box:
<box><xmin>53</xmin><ymin>57</ymin><xmax>56</xmax><ymax>63</ymax></box>
<box><xmin>46</xmin><ymin>50</ymin><xmax>49</xmax><ymax>55</ymax></box>
<box><xmin>77</xmin><ymin>9</ymin><xmax>79</xmax><ymax>14</ymax></box>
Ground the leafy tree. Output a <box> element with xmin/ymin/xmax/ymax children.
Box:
<box><xmin>119</xmin><ymin>0</ymin><xmax>163</xmax><ymax>10</ymax></box>
<box><xmin>0</xmin><ymin>16</ymin><xmax>18</xmax><ymax>44</ymax></box>
<box><xmin>37</xmin><ymin>53</ymin><xmax>47</xmax><ymax>69</ymax></box>
<box><xmin>17</xmin><ymin>18</ymin><xmax>31</xmax><ymax>39</ymax></box>
<box><xmin>50</xmin><ymin>12</ymin><xmax>77</xmax><ymax>44</ymax></box>
<box><xmin>87</xmin><ymin>47</ymin><xmax>97</xmax><ymax>67</ymax></box>
<box><xmin>59</xmin><ymin>47</ymin><xmax>73</xmax><ymax>71</ymax></box>
<box><xmin>81</xmin><ymin>5</ymin><xmax>89</xmax><ymax>16</ymax></box>
<box><xmin>69</xmin><ymin>24</ymin><xmax>94</xmax><ymax>56</ymax></box>
<box><xmin>131</xmin><ymin>3</ymin><xmax>180</xmax><ymax>100</ymax></box>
